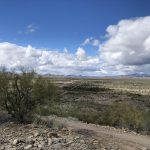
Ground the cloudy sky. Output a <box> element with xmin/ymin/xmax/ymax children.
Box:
<box><xmin>0</xmin><ymin>0</ymin><xmax>150</xmax><ymax>76</ymax></box>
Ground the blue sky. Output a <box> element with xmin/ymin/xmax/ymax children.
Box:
<box><xmin>0</xmin><ymin>0</ymin><xmax>150</xmax><ymax>76</ymax></box>
<box><xmin>0</xmin><ymin>0</ymin><xmax>150</xmax><ymax>50</ymax></box>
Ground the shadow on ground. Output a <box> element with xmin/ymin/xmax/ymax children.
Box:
<box><xmin>0</xmin><ymin>111</ymin><xmax>14</xmax><ymax>125</ymax></box>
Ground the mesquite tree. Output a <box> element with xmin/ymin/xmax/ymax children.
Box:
<box><xmin>0</xmin><ymin>68</ymin><xmax>58</xmax><ymax>122</ymax></box>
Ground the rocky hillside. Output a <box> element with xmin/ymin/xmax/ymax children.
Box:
<box><xmin>0</xmin><ymin>114</ymin><xmax>150</xmax><ymax>150</ymax></box>
<box><xmin>0</xmin><ymin>120</ymin><xmax>112</xmax><ymax>150</ymax></box>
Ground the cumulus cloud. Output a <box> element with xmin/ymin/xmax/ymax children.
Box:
<box><xmin>100</xmin><ymin>16</ymin><xmax>150</xmax><ymax>66</ymax></box>
<box><xmin>0</xmin><ymin>42</ymin><xmax>101</xmax><ymax>76</ymax></box>
<box><xmin>82</xmin><ymin>37</ymin><xmax>100</xmax><ymax>47</ymax></box>
<box><xmin>100</xmin><ymin>16</ymin><xmax>150</xmax><ymax>75</ymax></box>
<box><xmin>76</xmin><ymin>47</ymin><xmax>86</xmax><ymax>60</ymax></box>
<box><xmin>2</xmin><ymin>16</ymin><xmax>150</xmax><ymax>76</ymax></box>
<box><xmin>63</xmin><ymin>48</ymin><xmax>68</xmax><ymax>53</ymax></box>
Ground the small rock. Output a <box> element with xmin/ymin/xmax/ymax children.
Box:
<box><xmin>38</xmin><ymin>144</ymin><xmax>44</xmax><ymax>148</ymax></box>
<box><xmin>34</xmin><ymin>132</ymin><xmax>39</xmax><ymax>137</ymax></box>
<box><xmin>47</xmin><ymin>132</ymin><xmax>58</xmax><ymax>138</ymax></box>
<box><xmin>27</xmin><ymin>135</ymin><xmax>33</xmax><ymax>139</ymax></box>
<box><xmin>18</xmin><ymin>133</ymin><xmax>22</xmax><ymax>136</ymax></box>
<box><xmin>52</xmin><ymin>137</ymin><xmax>61</xmax><ymax>144</ymax></box>
<box><xmin>33</xmin><ymin>143</ymin><xmax>38</xmax><ymax>147</ymax></box>
<box><xmin>80</xmin><ymin>140</ymin><xmax>85</xmax><ymax>144</ymax></box>
<box><xmin>61</xmin><ymin>128</ymin><xmax>68</xmax><ymax>132</ymax></box>
<box><xmin>48</xmin><ymin>138</ymin><xmax>52</xmax><ymax>146</ymax></box>
<box><xmin>74</xmin><ymin>136</ymin><xmax>80</xmax><ymax>140</ymax></box>
<box><xmin>10</xmin><ymin>148</ymin><xmax>17</xmax><ymax>150</ymax></box>
<box><xmin>43</xmin><ymin>130</ymin><xmax>48</xmax><ymax>134</ymax></box>
<box><xmin>38</xmin><ymin>137</ymin><xmax>44</xmax><ymax>141</ymax></box>
<box><xmin>24</xmin><ymin>145</ymin><xmax>32</xmax><ymax>150</ymax></box>
<box><xmin>13</xmin><ymin>139</ymin><xmax>19</xmax><ymax>145</ymax></box>
<box><xmin>142</xmin><ymin>147</ymin><xmax>148</xmax><ymax>150</ymax></box>
<box><xmin>0</xmin><ymin>146</ymin><xmax>5</xmax><ymax>150</ymax></box>
<box><xmin>32</xmin><ymin>138</ymin><xmax>37</xmax><ymax>142</ymax></box>
<box><xmin>52</xmin><ymin>143</ymin><xmax>62</xmax><ymax>149</ymax></box>
<box><xmin>65</xmin><ymin>140</ymin><xmax>74</xmax><ymax>146</ymax></box>
<box><xmin>92</xmin><ymin>140</ymin><xmax>99</xmax><ymax>145</ymax></box>
<box><xmin>26</xmin><ymin>137</ymin><xmax>34</xmax><ymax>144</ymax></box>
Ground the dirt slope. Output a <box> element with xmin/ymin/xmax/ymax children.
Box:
<box><xmin>45</xmin><ymin>116</ymin><xmax>150</xmax><ymax>150</ymax></box>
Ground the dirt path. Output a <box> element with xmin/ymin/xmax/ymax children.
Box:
<box><xmin>45</xmin><ymin>116</ymin><xmax>150</xmax><ymax>150</ymax></box>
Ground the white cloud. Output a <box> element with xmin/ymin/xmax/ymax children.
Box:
<box><xmin>76</xmin><ymin>47</ymin><xmax>86</xmax><ymax>60</ymax></box>
<box><xmin>2</xmin><ymin>16</ymin><xmax>150</xmax><ymax>76</ymax></box>
<box><xmin>0</xmin><ymin>42</ymin><xmax>102</xmax><ymax>76</ymax></box>
<box><xmin>82</xmin><ymin>37</ymin><xmax>100</xmax><ymax>47</ymax></box>
<box><xmin>18</xmin><ymin>24</ymin><xmax>38</xmax><ymax>34</ymax></box>
<box><xmin>101</xmin><ymin>16</ymin><xmax>150</xmax><ymax>65</ymax></box>
<box><xmin>63</xmin><ymin>48</ymin><xmax>68</xmax><ymax>53</ymax></box>
<box><xmin>82</xmin><ymin>38</ymin><xmax>91</xmax><ymax>46</ymax></box>
<box><xmin>100</xmin><ymin>16</ymin><xmax>150</xmax><ymax>75</ymax></box>
<box><xmin>26</xmin><ymin>24</ymin><xmax>38</xmax><ymax>33</ymax></box>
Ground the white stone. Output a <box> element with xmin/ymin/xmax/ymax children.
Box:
<box><xmin>13</xmin><ymin>139</ymin><xmax>18</xmax><ymax>145</ymax></box>
<box><xmin>48</xmin><ymin>138</ymin><xmax>52</xmax><ymax>146</ymax></box>
<box><xmin>0</xmin><ymin>146</ymin><xmax>5</xmax><ymax>150</ymax></box>
<box><xmin>34</xmin><ymin>132</ymin><xmax>39</xmax><ymax>137</ymax></box>
<box><xmin>24</xmin><ymin>145</ymin><xmax>32</xmax><ymax>150</ymax></box>
<box><xmin>142</xmin><ymin>147</ymin><xmax>148</xmax><ymax>150</ymax></box>
<box><xmin>38</xmin><ymin>144</ymin><xmax>44</xmax><ymax>148</ymax></box>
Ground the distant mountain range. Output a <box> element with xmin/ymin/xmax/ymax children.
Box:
<box><xmin>122</xmin><ymin>73</ymin><xmax>150</xmax><ymax>77</ymax></box>
<box><xmin>42</xmin><ymin>73</ymin><xmax>150</xmax><ymax>78</ymax></box>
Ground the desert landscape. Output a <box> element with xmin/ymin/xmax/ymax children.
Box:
<box><xmin>1</xmin><ymin>74</ymin><xmax>150</xmax><ymax>150</ymax></box>
<box><xmin>1</xmin><ymin>0</ymin><xmax>150</xmax><ymax>149</ymax></box>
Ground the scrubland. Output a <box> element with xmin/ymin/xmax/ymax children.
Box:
<box><xmin>40</xmin><ymin>77</ymin><xmax>150</xmax><ymax>134</ymax></box>
<box><xmin>1</xmin><ymin>72</ymin><xmax>150</xmax><ymax>149</ymax></box>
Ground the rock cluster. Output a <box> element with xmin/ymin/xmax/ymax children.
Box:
<box><xmin>0</xmin><ymin>122</ymin><xmax>117</xmax><ymax>150</ymax></box>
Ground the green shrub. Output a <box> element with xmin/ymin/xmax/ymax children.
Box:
<box><xmin>0</xmin><ymin>68</ymin><xmax>59</xmax><ymax>123</ymax></box>
<box><xmin>101</xmin><ymin>102</ymin><xmax>143</xmax><ymax>131</ymax></box>
<box><xmin>69</xmin><ymin>108</ymin><xmax>99</xmax><ymax>124</ymax></box>
<box><xmin>142</xmin><ymin>111</ymin><xmax>150</xmax><ymax>134</ymax></box>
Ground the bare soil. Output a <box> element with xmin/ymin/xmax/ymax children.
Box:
<box><xmin>44</xmin><ymin>116</ymin><xmax>150</xmax><ymax>150</ymax></box>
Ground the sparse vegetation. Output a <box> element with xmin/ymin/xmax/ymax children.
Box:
<box><xmin>63</xmin><ymin>81</ymin><xmax>100</xmax><ymax>92</ymax></box>
<box><xmin>0</xmin><ymin>71</ymin><xmax>150</xmax><ymax>134</ymax></box>
<box><xmin>0</xmin><ymin>67</ymin><xmax>59</xmax><ymax>123</ymax></box>
<box><xmin>45</xmin><ymin>79</ymin><xmax>150</xmax><ymax>134</ymax></box>
<box><xmin>100</xmin><ymin>102</ymin><xmax>144</xmax><ymax>132</ymax></box>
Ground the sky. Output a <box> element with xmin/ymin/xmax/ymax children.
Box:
<box><xmin>0</xmin><ymin>0</ymin><xmax>150</xmax><ymax>76</ymax></box>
